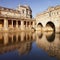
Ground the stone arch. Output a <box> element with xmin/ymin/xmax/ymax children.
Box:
<box><xmin>46</xmin><ymin>21</ymin><xmax>55</xmax><ymax>32</ymax></box>
<box><xmin>38</xmin><ymin>23</ymin><xmax>43</xmax><ymax>27</ymax></box>
<box><xmin>37</xmin><ymin>23</ymin><xmax>43</xmax><ymax>31</ymax></box>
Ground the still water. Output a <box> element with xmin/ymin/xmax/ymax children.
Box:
<box><xmin>0</xmin><ymin>31</ymin><xmax>60</xmax><ymax>60</ymax></box>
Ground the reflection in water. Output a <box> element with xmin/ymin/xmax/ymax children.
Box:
<box><xmin>36</xmin><ymin>32</ymin><xmax>60</xmax><ymax>60</ymax></box>
<box><xmin>18</xmin><ymin>42</ymin><xmax>32</xmax><ymax>55</ymax></box>
<box><xmin>0</xmin><ymin>32</ymin><xmax>35</xmax><ymax>54</ymax></box>
<box><xmin>46</xmin><ymin>32</ymin><xmax>55</xmax><ymax>42</ymax></box>
<box><xmin>37</xmin><ymin>31</ymin><xmax>43</xmax><ymax>39</ymax></box>
<box><xmin>0</xmin><ymin>31</ymin><xmax>60</xmax><ymax>60</ymax></box>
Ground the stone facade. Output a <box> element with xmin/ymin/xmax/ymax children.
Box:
<box><xmin>0</xmin><ymin>5</ymin><xmax>35</xmax><ymax>32</ymax></box>
<box><xmin>0</xmin><ymin>4</ymin><xmax>60</xmax><ymax>32</ymax></box>
<box><xmin>17</xmin><ymin>5</ymin><xmax>32</xmax><ymax>18</ymax></box>
<box><xmin>36</xmin><ymin>5</ymin><xmax>60</xmax><ymax>33</ymax></box>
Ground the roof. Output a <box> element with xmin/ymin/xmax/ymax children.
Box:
<box><xmin>0</xmin><ymin>6</ymin><xmax>21</xmax><ymax>14</ymax></box>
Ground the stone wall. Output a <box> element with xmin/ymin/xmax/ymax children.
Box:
<box><xmin>36</xmin><ymin>5</ymin><xmax>60</xmax><ymax>33</ymax></box>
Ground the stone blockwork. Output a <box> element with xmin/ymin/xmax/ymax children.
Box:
<box><xmin>0</xmin><ymin>4</ymin><xmax>60</xmax><ymax>32</ymax></box>
<box><xmin>36</xmin><ymin>5</ymin><xmax>60</xmax><ymax>33</ymax></box>
<box><xmin>0</xmin><ymin>4</ymin><xmax>36</xmax><ymax>32</ymax></box>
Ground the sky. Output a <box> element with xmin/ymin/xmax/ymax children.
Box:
<box><xmin>0</xmin><ymin>0</ymin><xmax>60</xmax><ymax>17</ymax></box>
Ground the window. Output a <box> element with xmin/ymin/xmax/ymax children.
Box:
<box><xmin>27</xmin><ymin>9</ymin><xmax>29</xmax><ymax>15</ymax></box>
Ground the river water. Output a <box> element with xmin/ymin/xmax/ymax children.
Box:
<box><xmin>0</xmin><ymin>31</ymin><xmax>60</xmax><ymax>60</ymax></box>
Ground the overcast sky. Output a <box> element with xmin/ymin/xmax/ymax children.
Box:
<box><xmin>0</xmin><ymin>0</ymin><xmax>60</xmax><ymax>17</ymax></box>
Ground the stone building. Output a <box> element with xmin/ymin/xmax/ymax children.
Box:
<box><xmin>0</xmin><ymin>4</ymin><xmax>35</xmax><ymax>32</ymax></box>
<box><xmin>0</xmin><ymin>4</ymin><xmax>60</xmax><ymax>33</ymax></box>
<box><xmin>36</xmin><ymin>5</ymin><xmax>60</xmax><ymax>33</ymax></box>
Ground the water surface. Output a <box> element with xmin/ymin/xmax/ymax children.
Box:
<box><xmin>0</xmin><ymin>31</ymin><xmax>60</xmax><ymax>60</ymax></box>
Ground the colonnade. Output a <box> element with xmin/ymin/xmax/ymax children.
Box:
<box><xmin>0</xmin><ymin>18</ymin><xmax>35</xmax><ymax>31</ymax></box>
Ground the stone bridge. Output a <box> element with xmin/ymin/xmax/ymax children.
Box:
<box><xmin>36</xmin><ymin>5</ymin><xmax>60</xmax><ymax>33</ymax></box>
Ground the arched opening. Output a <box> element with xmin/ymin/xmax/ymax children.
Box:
<box><xmin>37</xmin><ymin>23</ymin><xmax>43</xmax><ymax>31</ymax></box>
<box><xmin>46</xmin><ymin>21</ymin><xmax>55</xmax><ymax>32</ymax></box>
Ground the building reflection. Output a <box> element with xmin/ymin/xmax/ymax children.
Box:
<box><xmin>36</xmin><ymin>31</ymin><xmax>60</xmax><ymax>60</ymax></box>
<box><xmin>0</xmin><ymin>32</ymin><xmax>35</xmax><ymax>54</ymax></box>
<box><xmin>18</xmin><ymin>42</ymin><xmax>32</xmax><ymax>55</ymax></box>
<box><xmin>0</xmin><ymin>31</ymin><xmax>60</xmax><ymax>60</ymax></box>
<box><xmin>46</xmin><ymin>32</ymin><xmax>55</xmax><ymax>42</ymax></box>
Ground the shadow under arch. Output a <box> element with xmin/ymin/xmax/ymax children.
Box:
<box><xmin>46</xmin><ymin>21</ymin><xmax>55</xmax><ymax>32</ymax></box>
<box><xmin>46</xmin><ymin>32</ymin><xmax>55</xmax><ymax>42</ymax></box>
<box><xmin>37</xmin><ymin>23</ymin><xmax>43</xmax><ymax>31</ymax></box>
<box><xmin>37</xmin><ymin>23</ymin><xmax>43</xmax><ymax>27</ymax></box>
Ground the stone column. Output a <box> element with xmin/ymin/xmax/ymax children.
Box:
<box><xmin>4</xmin><ymin>18</ymin><xmax>8</xmax><ymax>31</ymax></box>
<box><xmin>21</xmin><ymin>20</ymin><xmax>24</xmax><ymax>30</ymax></box>
<box><xmin>16</xmin><ymin>21</ymin><xmax>18</xmax><ymax>28</ymax></box>
<box><xmin>12</xmin><ymin>20</ymin><xmax>13</xmax><ymax>28</ymax></box>
<box><xmin>33</xmin><ymin>21</ymin><xmax>35</xmax><ymax>28</ymax></box>
<box><xmin>29</xmin><ymin>22</ymin><xmax>31</xmax><ymax>30</ymax></box>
